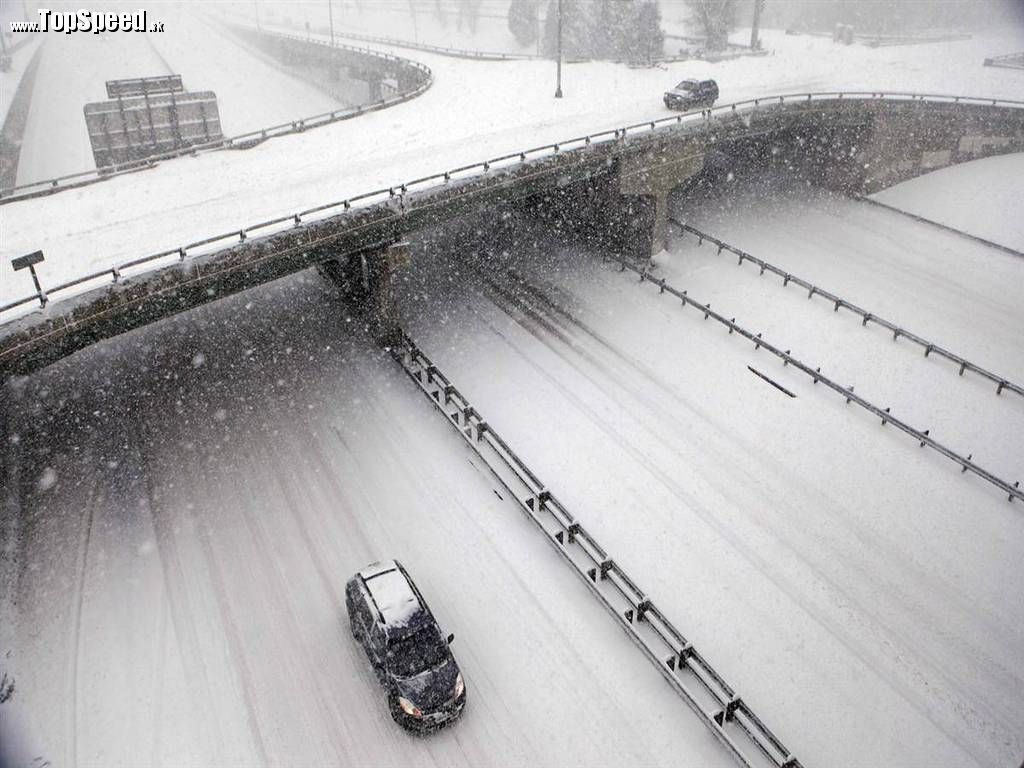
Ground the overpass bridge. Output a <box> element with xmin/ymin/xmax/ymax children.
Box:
<box><xmin>0</xmin><ymin>92</ymin><xmax>1022</xmax><ymax>377</ymax></box>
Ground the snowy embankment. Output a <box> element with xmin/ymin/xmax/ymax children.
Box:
<box><xmin>2</xmin><ymin>26</ymin><xmax>1023</xmax><ymax>313</ymax></box>
<box><xmin>872</xmin><ymin>152</ymin><xmax>1024</xmax><ymax>252</ymax></box>
<box><xmin>255</xmin><ymin>0</ymin><xmax>540</xmax><ymax>56</ymax></box>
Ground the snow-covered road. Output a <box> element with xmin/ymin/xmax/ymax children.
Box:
<box><xmin>3</xmin><ymin>26</ymin><xmax>1023</xmax><ymax>311</ymax></box>
<box><xmin>10</xmin><ymin>14</ymin><xmax>345</xmax><ymax>187</ymax></box>
<box><xmin>668</xmin><ymin>178</ymin><xmax>1024</xmax><ymax>479</ymax></box>
<box><xmin>14</xmin><ymin>31</ymin><xmax>170</xmax><ymax>185</ymax></box>
<box><xmin>394</xmin><ymin>183</ymin><xmax>1024</xmax><ymax>767</ymax></box>
<box><xmin>146</xmin><ymin>12</ymin><xmax>349</xmax><ymax>137</ymax></box>
<box><xmin>3</xmin><ymin>177</ymin><xmax>1021</xmax><ymax>768</ymax></box>
<box><xmin>0</xmin><ymin>272</ymin><xmax>735</xmax><ymax>768</ymax></box>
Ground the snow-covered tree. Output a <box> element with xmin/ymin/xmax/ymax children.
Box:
<box><xmin>686</xmin><ymin>0</ymin><xmax>735</xmax><ymax>50</ymax></box>
<box><xmin>542</xmin><ymin>0</ymin><xmax>665</xmax><ymax>62</ymax></box>
<box><xmin>629</xmin><ymin>1</ymin><xmax>664</xmax><ymax>64</ymax></box>
<box><xmin>542</xmin><ymin>0</ymin><xmax>593</xmax><ymax>59</ymax></box>
<box><xmin>434</xmin><ymin>0</ymin><xmax>448</xmax><ymax>28</ymax></box>
<box><xmin>592</xmin><ymin>0</ymin><xmax>636</xmax><ymax>59</ymax></box>
<box><xmin>457</xmin><ymin>0</ymin><xmax>483</xmax><ymax>33</ymax></box>
<box><xmin>508</xmin><ymin>0</ymin><xmax>540</xmax><ymax>47</ymax></box>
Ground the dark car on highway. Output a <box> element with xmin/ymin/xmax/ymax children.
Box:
<box><xmin>663</xmin><ymin>78</ymin><xmax>719</xmax><ymax>111</ymax></box>
<box><xmin>345</xmin><ymin>560</ymin><xmax>466</xmax><ymax>730</ymax></box>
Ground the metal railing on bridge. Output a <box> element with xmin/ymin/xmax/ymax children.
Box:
<box><xmin>299</xmin><ymin>26</ymin><xmax>542</xmax><ymax>61</ymax></box>
<box><xmin>3</xmin><ymin>92</ymin><xmax>1023</xmax><ymax>324</ymax></box>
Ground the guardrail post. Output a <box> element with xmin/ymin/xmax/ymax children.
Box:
<box><xmin>526</xmin><ymin>489</ymin><xmax>551</xmax><ymax>511</ymax></box>
<box><xmin>587</xmin><ymin>558</ymin><xmax>615</xmax><ymax>582</ymax></box>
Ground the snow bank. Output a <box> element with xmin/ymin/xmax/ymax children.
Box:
<box><xmin>872</xmin><ymin>152</ymin><xmax>1024</xmax><ymax>252</ymax></box>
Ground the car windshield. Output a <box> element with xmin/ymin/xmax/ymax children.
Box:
<box><xmin>387</xmin><ymin>626</ymin><xmax>448</xmax><ymax>677</ymax></box>
<box><xmin>675</xmin><ymin>80</ymin><xmax>697</xmax><ymax>90</ymax></box>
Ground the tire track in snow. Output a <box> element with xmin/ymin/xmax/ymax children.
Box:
<box><xmin>190</xmin><ymin>506</ymin><xmax>271</xmax><ymax>766</ymax></box>
<box><xmin>138</xmin><ymin>441</ymin><xmax>230</xmax><ymax>761</ymax></box>
<box><xmin>135</xmin><ymin>410</ymin><xmax>269</xmax><ymax>766</ymax></box>
<box><xmin>219</xmin><ymin>441</ymin><xmax>349</xmax><ymax>764</ymax></box>
<box><xmin>64</xmin><ymin>481</ymin><xmax>97</xmax><ymax>768</ymax></box>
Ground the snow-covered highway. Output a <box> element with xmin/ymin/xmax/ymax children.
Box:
<box><xmin>10</xmin><ymin>14</ymin><xmax>345</xmax><ymax>187</ymax></box>
<box><xmin>394</xmin><ymin>174</ymin><xmax>1024</xmax><ymax>766</ymax></box>
<box><xmin>3</xmin><ymin>171</ymin><xmax>1022</xmax><ymax>767</ymax></box>
<box><xmin>3</xmin><ymin>10</ymin><xmax>1024</xmax><ymax>768</ymax></box>
<box><xmin>0</xmin><ymin>272</ymin><xmax>737</xmax><ymax>768</ymax></box>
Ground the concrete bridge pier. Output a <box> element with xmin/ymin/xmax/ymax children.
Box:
<box><xmin>364</xmin><ymin>242</ymin><xmax>408</xmax><ymax>346</ymax></box>
<box><xmin>617</xmin><ymin>142</ymin><xmax>706</xmax><ymax>257</ymax></box>
<box><xmin>319</xmin><ymin>241</ymin><xmax>407</xmax><ymax>346</ymax></box>
<box><xmin>516</xmin><ymin>146</ymin><xmax>706</xmax><ymax>263</ymax></box>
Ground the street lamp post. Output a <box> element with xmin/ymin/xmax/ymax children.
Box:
<box><xmin>554</xmin><ymin>0</ymin><xmax>563</xmax><ymax>98</ymax></box>
<box><xmin>253</xmin><ymin>0</ymin><xmax>261</xmax><ymax>32</ymax></box>
<box><xmin>328</xmin><ymin>0</ymin><xmax>335</xmax><ymax>46</ymax></box>
<box><xmin>750</xmin><ymin>0</ymin><xmax>765</xmax><ymax>50</ymax></box>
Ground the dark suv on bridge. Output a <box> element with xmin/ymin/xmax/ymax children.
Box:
<box><xmin>345</xmin><ymin>560</ymin><xmax>466</xmax><ymax>731</ymax></box>
<box><xmin>664</xmin><ymin>78</ymin><xmax>719</xmax><ymax>111</ymax></box>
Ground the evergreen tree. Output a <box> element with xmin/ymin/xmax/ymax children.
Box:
<box><xmin>685</xmin><ymin>0</ymin><xmax>735</xmax><ymax>50</ymax></box>
<box><xmin>458</xmin><ymin>0</ymin><xmax>483</xmax><ymax>34</ymax></box>
<box><xmin>631</xmin><ymin>1</ymin><xmax>664</xmax><ymax>64</ymax></box>
<box><xmin>508</xmin><ymin>0</ymin><xmax>540</xmax><ymax>47</ymax></box>
<box><xmin>595</xmin><ymin>0</ymin><xmax>637</xmax><ymax>60</ymax></box>
<box><xmin>542</xmin><ymin>0</ymin><xmax>594</xmax><ymax>59</ymax></box>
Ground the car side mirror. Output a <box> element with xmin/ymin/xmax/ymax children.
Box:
<box><xmin>446</xmin><ymin>633</ymin><xmax>455</xmax><ymax>645</ymax></box>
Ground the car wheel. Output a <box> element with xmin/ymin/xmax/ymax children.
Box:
<box><xmin>388</xmin><ymin>694</ymin><xmax>405</xmax><ymax>724</ymax></box>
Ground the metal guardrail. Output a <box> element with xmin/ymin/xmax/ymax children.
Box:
<box><xmin>309</xmin><ymin>26</ymin><xmax>541</xmax><ymax>61</ymax></box>
<box><xmin>0</xmin><ymin>32</ymin><xmax>433</xmax><ymax>203</ymax></box>
<box><xmin>3</xmin><ymin>91</ymin><xmax>1023</xmax><ymax>323</ymax></box>
<box><xmin>607</xmin><ymin>253</ymin><xmax>1023</xmax><ymax>504</ymax></box>
<box><xmin>322</xmin><ymin>25</ymin><xmax>698</xmax><ymax>65</ymax></box>
<box><xmin>672</xmin><ymin>219</ymin><xmax>1024</xmax><ymax>399</ymax></box>
<box><xmin>855</xmin><ymin>195</ymin><xmax>1024</xmax><ymax>259</ymax></box>
<box><xmin>983</xmin><ymin>53</ymin><xmax>1024</xmax><ymax>70</ymax></box>
<box><xmin>392</xmin><ymin>331</ymin><xmax>804</xmax><ymax>768</ymax></box>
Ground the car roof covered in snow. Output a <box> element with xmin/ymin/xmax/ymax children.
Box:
<box><xmin>359</xmin><ymin>560</ymin><xmax>425</xmax><ymax>630</ymax></box>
